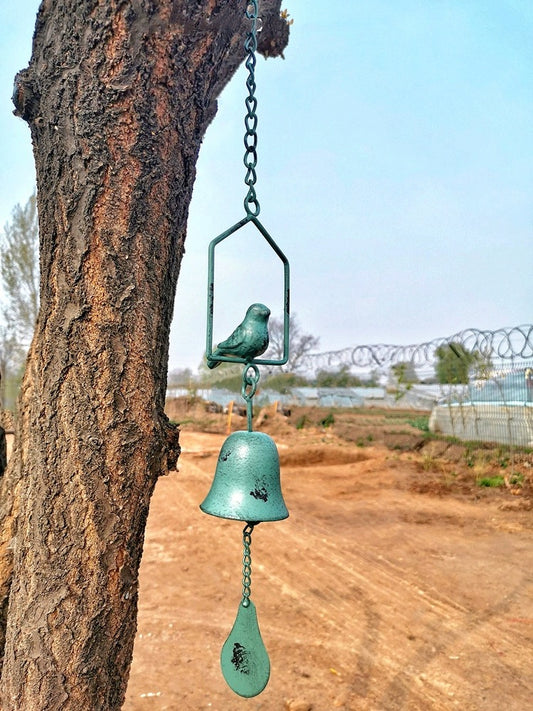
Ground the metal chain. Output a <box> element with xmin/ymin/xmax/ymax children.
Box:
<box><xmin>241</xmin><ymin>523</ymin><xmax>255</xmax><ymax>606</ymax></box>
<box><xmin>243</xmin><ymin>1</ymin><xmax>260</xmax><ymax>217</ymax></box>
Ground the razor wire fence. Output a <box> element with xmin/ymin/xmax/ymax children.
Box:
<box><xmin>166</xmin><ymin>325</ymin><xmax>533</xmax><ymax>448</ymax></box>
<box><xmin>300</xmin><ymin>325</ymin><xmax>533</xmax><ymax>448</ymax></box>
<box><xmin>301</xmin><ymin>324</ymin><xmax>533</xmax><ymax>373</ymax></box>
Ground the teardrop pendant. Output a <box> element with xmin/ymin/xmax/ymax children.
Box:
<box><xmin>220</xmin><ymin>599</ymin><xmax>270</xmax><ymax>697</ymax></box>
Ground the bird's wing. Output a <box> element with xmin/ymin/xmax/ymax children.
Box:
<box><xmin>214</xmin><ymin>323</ymin><xmax>247</xmax><ymax>354</ymax></box>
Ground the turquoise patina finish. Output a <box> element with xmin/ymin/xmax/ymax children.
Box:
<box><xmin>205</xmin><ymin>217</ymin><xmax>290</xmax><ymax>370</ymax></box>
<box><xmin>207</xmin><ymin>303</ymin><xmax>272</xmax><ymax>370</ymax></box>
<box><xmin>200</xmin><ymin>1</ymin><xmax>291</xmax><ymax>698</ymax></box>
<box><xmin>205</xmin><ymin>0</ymin><xmax>289</xmax><ymax>370</ymax></box>
<box><xmin>219</xmin><ymin>524</ymin><xmax>270</xmax><ymax>697</ymax></box>
<box><xmin>200</xmin><ymin>430</ymin><xmax>288</xmax><ymax>523</ymax></box>
<box><xmin>220</xmin><ymin>599</ymin><xmax>270</xmax><ymax>698</ymax></box>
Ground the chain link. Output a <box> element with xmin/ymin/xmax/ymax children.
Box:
<box><xmin>241</xmin><ymin>364</ymin><xmax>260</xmax><ymax>402</ymax></box>
<box><xmin>243</xmin><ymin>1</ymin><xmax>260</xmax><ymax>217</ymax></box>
<box><xmin>241</xmin><ymin>522</ymin><xmax>255</xmax><ymax>606</ymax></box>
<box><xmin>241</xmin><ymin>364</ymin><xmax>260</xmax><ymax>431</ymax></box>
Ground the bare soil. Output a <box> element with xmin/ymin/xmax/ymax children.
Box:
<box><xmin>8</xmin><ymin>401</ymin><xmax>532</xmax><ymax>710</ymax></box>
<box><xmin>122</xmin><ymin>401</ymin><xmax>533</xmax><ymax>710</ymax></box>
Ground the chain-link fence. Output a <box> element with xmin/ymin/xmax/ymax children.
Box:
<box><xmin>429</xmin><ymin>361</ymin><xmax>533</xmax><ymax>447</ymax></box>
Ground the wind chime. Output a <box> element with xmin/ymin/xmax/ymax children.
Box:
<box><xmin>200</xmin><ymin>0</ymin><xmax>290</xmax><ymax>698</ymax></box>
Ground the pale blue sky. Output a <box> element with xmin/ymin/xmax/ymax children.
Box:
<box><xmin>1</xmin><ymin>1</ymin><xmax>531</xmax><ymax>370</ymax></box>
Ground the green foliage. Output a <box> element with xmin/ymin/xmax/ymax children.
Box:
<box><xmin>435</xmin><ymin>342</ymin><xmax>489</xmax><ymax>384</ymax></box>
<box><xmin>464</xmin><ymin>445</ymin><xmax>476</xmax><ymax>468</ymax></box>
<box><xmin>315</xmin><ymin>365</ymin><xmax>362</xmax><ymax>388</ymax></box>
<box><xmin>263</xmin><ymin>371</ymin><xmax>307</xmax><ymax>393</ymax></box>
<box><xmin>197</xmin><ymin>358</ymin><xmax>243</xmax><ymax>391</ymax></box>
<box><xmin>205</xmin><ymin>372</ymin><xmax>243</xmax><ymax>393</ymax></box>
<box><xmin>320</xmin><ymin>412</ymin><xmax>335</xmax><ymax>428</ymax></box>
<box><xmin>295</xmin><ymin>414</ymin><xmax>309</xmax><ymax>430</ymax></box>
<box><xmin>387</xmin><ymin>361</ymin><xmax>418</xmax><ymax>402</ymax></box>
<box><xmin>391</xmin><ymin>361</ymin><xmax>418</xmax><ymax>385</ymax></box>
<box><xmin>477</xmin><ymin>475</ymin><xmax>505</xmax><ymax>488</ymax></box>
<box><xmin>407</xmin><ymin>416</ymin><xmax>430</xmax><ymax>432</ymax></box>
<box><xmin>498</xmin><ymin>451</ymin><xmax>510</xmax><ymax>468</ymax></box>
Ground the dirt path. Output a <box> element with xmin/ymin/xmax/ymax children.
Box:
<box><xmin>125</xmin><ymin>430</ymin><xmax>533</xmax><ymax>711</ymax></box>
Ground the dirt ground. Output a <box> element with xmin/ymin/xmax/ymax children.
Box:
<box><xmin>122</xmin><ymin>401</ymin><xmax>533</xmax><ymax>711</ymax></box>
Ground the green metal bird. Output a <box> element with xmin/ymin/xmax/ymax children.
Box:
<box><xmin>208</xmin><ymin>303</ymin><xmax>271</xmax><ymax>368</ymax></box>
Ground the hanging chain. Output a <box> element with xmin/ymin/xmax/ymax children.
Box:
<box><xmin>241</xmin><ymin>363</ymin><xmax>260</xmax><ymax>431</ymax></box>
<box><xmin>243</xmin><ymin>1</ymin><xmax>260</xmax><ymax>217</ymax></box>
<box><xmin>241</xmin><ymin>523</ymin><xmax>255</xmax><ymax>606</ymax></box>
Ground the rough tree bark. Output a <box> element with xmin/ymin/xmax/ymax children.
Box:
<box><xmin>0</xmin><ymin>1</ymin><xmax>289</xmax><ymax>708</ymax></box>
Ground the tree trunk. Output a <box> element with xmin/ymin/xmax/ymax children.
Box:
<box><xmin>0</xmin><ymin>1</ymin><xmax>288</xmax><ymax>708</ymax></box>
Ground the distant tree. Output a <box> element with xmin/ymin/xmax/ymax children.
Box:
<box><xmin>203</xmin><ymin>371</ymin><xmax>244</xmax><ymax>393</ymax></box>
<box><xmin>264</xmin><ymin>371</ymin><xmax>308</xmax><ymax>393</ymax></box>
<box><xmin>0</xmin><ymin>193</ymin><xmax>39</xmax><ymax>409</ymax></box>
<box><xmin>386</xmin><ymin>361</ymin><xmax>418</xmax><ymax>401</ymax></box>
<box><xmin>167</xmin><ymin>367</ymin><xmax>194</xmax><ymax>389</ymax></box>
<box><xmin>0</xmin><ymin>328</ymin><xmax>24</xmax><ymax>410</ymax></box>
<box><xmin>391</xmin><ymin>361</ymin><xmax>418</xmax><ymax>385</ymax></box>
<box><xmin>265</xmin><ymin>313</ymin><xmax>319</xmax><ymax>372</ymax></box>
<box><xmin>166</xmin><ymin>367</ymin><xmax>199</xmax><ymax>399</ymax></box>
<box><xmin>0</xmin><ymin>192</ymin><xmax>39</xmax><ymax>345</ymax></box>
<box><xmin>435</xmin><ymin>342</ymin><xmax>484</xmax><ymax>384</ymax></box>
<box><xmin>367</xmin><ymin>368</ymin><xmax>382</xmax><ymax>387</ymax></box>
<box><xmin>315</xmin><ymin>365</ymin><xmax>362</xmax><ymax>388</ymax></box>
<box><xmin>197</xmin><ymin>357</ymin><xmax>244</xmax><ymax>392</ymax></box>
<box><xmin>473</xmin><ymin>351</ymin><xmax>493</xmax><ymax>380</ymax></box>
<box><xmin>0</xmin><ymin>192</ymin><xmax>39</xmax><ymax>408</ymax></box>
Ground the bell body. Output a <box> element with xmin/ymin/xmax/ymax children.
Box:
<box><xmin>200</xmin><ymin>431</ymin><xmax>289</xmax><ymax>522</ymax></box>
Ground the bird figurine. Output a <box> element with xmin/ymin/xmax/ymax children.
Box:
<box><xmin>208</xmin><ymin>303</ymin><xmax>271</xmax><ymax>368</ymax></box>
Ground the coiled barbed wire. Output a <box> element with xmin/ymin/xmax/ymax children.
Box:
<box><xmin>301</xmin><ymin>325</ymin><xmax>533</xmax><ymax>372</ymax></box>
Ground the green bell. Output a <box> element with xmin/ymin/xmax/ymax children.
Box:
<box><xmin>200</xmin><ymin>431</ymin><xmax>289</xmax><ymax>523</ymax></box>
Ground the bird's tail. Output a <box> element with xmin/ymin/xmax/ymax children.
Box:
<box><xmin>207</xmin><ymin>356</ymin><xmax>220</xmax><ymax>369</ymax></box>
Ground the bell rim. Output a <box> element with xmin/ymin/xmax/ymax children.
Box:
<box><xmin>199</xmin><ymin>502</ymin><xmax>289</xmax><ymax>522</ymax></box>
